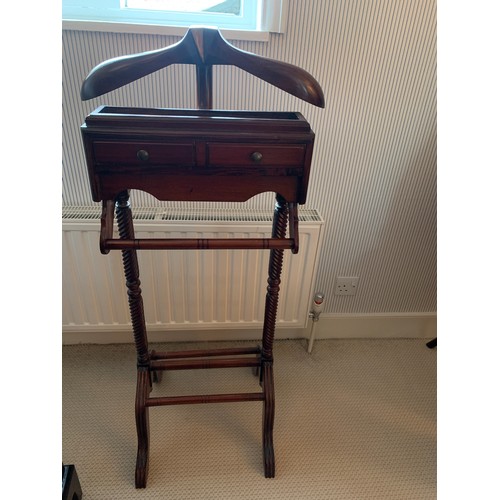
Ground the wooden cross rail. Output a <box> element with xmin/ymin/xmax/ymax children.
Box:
<box><xmin>103</xmin><ymin>238</ymin><xmax>295</xmax><ymax>251</ymax></box>
<box><xmin>146</xmin><ymin>393</ymin><xmax>265</xmax><ymax>407</ymax></box>
<box><xmin>150</xmin><ymin>357</ymin><xmax>261</xmax><ymax>371</ymax></box>
<box><xmin>150</xmin><ymin>346</ymin><xmax>261</xmax><ymax>359</ymax></box>
<box><xmin>99</xmin><ymin>200</ymin><xmax>300</xmax><ymax>254</ymax></box>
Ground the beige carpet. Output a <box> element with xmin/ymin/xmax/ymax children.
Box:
<box><xmin>62</xmin><ymin>338</ymin><xmax>436</xmax><ymax>499</ymax></box>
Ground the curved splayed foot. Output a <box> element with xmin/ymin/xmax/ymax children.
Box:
<box><xmin>262</xmin><ymin>361</ymin><xmax>276</xmax><ymax>478</ymax></box>
<box><xmin>135</xmin><ymin>368</ymin><xmax>150</xmax><ymax>488</ymax></box>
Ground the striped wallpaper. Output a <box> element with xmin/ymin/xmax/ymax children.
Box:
<box><xmin>62</xmin><ymin>0</ymin><xmax>436</xmax><ymax>315</ymax></box>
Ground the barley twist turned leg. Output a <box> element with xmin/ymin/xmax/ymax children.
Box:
<box><xmin>261</xmin><ymin>194</ymin><xmax>288</xmax><ymax>478</ymax></box>
<box><xmin>115</xmin><ymin>191</ymin><xmax>151</xmax><ymax>488</ymax></box>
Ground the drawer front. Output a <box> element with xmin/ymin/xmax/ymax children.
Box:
<box><xmin>93</xmin><ymin>141</ymin><xmax>195</xmax><ymax>166</ymax></box>
<box><xmin>207</xmin><ymin>144</ymin><xmax>305</xmax><ymax>167</ymax></box>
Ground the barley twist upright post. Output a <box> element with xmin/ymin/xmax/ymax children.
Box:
<box><xmin>115</xmin><ymin>190</ymin><xmax>151</xmax><ymax>487</ymax></box>
<box><xmin>261</xmin><ymin>194</ymin><xmax>289</xmax><ymax>478</ymax></box>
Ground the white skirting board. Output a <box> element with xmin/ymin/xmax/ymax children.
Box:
<box><xmin>306</xmin><ymin>312</ymin><xmax>437</xmax><ymax>339</ymax></box>
<box><xmin>62</xmin><ymin>312</ymin><xmax>437</xmax><ymax>344</ymax></box>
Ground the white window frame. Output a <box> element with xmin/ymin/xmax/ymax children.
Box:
<box><xmin>62</xmin><ymin>0</ymin><xmax>288</xmax><ymax>42</ymax></box>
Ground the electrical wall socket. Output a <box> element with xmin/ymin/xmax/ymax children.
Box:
<box><xmin>335</xmin><ymin>277</ymin><xmax>359</xmax><ymax>296</ymax></box>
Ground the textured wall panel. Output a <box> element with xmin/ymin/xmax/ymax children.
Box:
<box><xmin>62</xmin><ymin>0</ymin><xmax>436</xmax><ymax>315</ymax></box>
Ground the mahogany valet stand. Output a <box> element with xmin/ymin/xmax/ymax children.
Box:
<box><xmin>80</xmin><ymin>27</ymin><xmax>324</xmax><ymax>488</ymax></box>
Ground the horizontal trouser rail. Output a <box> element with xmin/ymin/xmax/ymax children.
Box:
<box><xmin>150</xmin><ymin>357</ymin><xmax>261</xmax><ymax>371</ymax></box>
<box><xmin>146</xmin><ymin>392</ymin><xmax>264</xmax><ymax>407</ymax></box>
<box><xmin>103</xmin><ymin>238</ymin><xmax>294</xmax><ymax>251</ymax></box>
<box><xmin>150</xmin><ymin>346</ymin><xmax>261</xmax><ymax>360</ymax></box>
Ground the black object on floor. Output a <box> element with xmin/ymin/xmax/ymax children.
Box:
<box><xmin>426</xmin><ymin>338</ymin><xmax>437</xmax><ymax>349</ymax></box>
<box><xmin>63</xmin><ymin>464</ymin><xmax>82</xmax><ymax>500</ymax></box>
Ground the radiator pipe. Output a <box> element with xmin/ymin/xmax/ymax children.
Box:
<box><xmin>307</xmin><ymin>292</ymin><xmax>324</xmax><ymax>353</ymax></box>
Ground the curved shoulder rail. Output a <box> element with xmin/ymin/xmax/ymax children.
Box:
<box><xmin>81</xmin><ymin>26</ymin><xmax>324</xmax><ymax>108</ymax></box>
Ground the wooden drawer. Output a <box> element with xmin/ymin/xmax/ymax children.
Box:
<box><xmin>207</xmin><ymin>143</ymin><xmax>305</xmax><ymax>167</ymax></box>
<box><xmin>93</xmin><ymin>141</ymin><xmax>196</xmax><ymax>166</ymax></box>
<box><xmin>82</xmin><ymin>108</ymin><xmax>315</xmax><ymax>203</ymax></box>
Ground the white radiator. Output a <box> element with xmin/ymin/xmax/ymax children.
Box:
<box><xmin>62</xmin><ymin>206</ymin><xmax>323</xmax><ymax>342</ymax></box>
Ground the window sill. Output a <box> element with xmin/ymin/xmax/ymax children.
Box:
<box><xmin>62</xmin><ymin>20</ymin><xmax>271</xmax><ymax>42</ymax></box>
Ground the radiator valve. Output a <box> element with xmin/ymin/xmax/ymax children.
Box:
<box><xmin>309</xmin><ymin>292</ymin><xmax>325</xmax><ymax>322</ymax></box>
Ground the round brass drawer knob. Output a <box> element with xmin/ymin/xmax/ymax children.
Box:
<box><xmin>250</xmin><ymin>151</ymin><xmax>263</xmax><ymax>163</ymax></box>
<box><xmin>137</xmin><ymin>149</ymin><xmax>150</xmax><ymax>162</ymax></box>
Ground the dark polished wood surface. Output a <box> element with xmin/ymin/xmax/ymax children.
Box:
<box><xmin>79</xmin><ymin>26</ymin><xmax>323</xmax><ymax>488</ymax></box>
<box><xmin>82</xmin><ymin>107</ymin><xmax>315</xmax><ymax>205</ymax></box>
<box><xmin>80</xmin><ymin>27</ymin><xmax>325</xmax><ymax>109</ymax></box>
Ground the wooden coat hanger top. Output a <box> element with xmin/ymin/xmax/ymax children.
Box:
<box><xmin>81</xmin><ymin>26</ymin><xmax>325</xmax><ymax>109</ymax></box>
